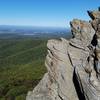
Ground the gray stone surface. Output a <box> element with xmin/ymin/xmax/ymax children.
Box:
<box><xmin>26</xmin><ymin>8</ymin><xmax>100</xmax><ymax>100</ymax></box>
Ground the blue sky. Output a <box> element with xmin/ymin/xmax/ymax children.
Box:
<box><xmin>0</xmin><ymin>0</ymin><xmax>100</xmax><ymax>27</ymax></box>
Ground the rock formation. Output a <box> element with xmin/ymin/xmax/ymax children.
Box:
<box><xmin>26</xmin><ymin>8</ymin><xmax>100</xmax><ymax>100</ymax></box>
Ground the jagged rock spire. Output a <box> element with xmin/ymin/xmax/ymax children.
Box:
<box><xmin>26</xmin><ymin>8</ymin><xmax>100</xmax><ymax>100</ymax></box>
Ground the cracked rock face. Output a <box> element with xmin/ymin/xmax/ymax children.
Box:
<box><xmin>26</xmin><ymin>8</ymin><xmax>100</xmax><ymax>100</ymax></box>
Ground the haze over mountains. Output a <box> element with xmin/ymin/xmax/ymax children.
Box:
<box><xmin>0</xmin><ymin>25</ymin><xmax>71</xmax><ymax>39</ymax></box>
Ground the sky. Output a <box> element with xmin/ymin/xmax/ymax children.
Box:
<box><xmin>0</xmin><ymin>0</ymin><xmax>100</xmax><ymax>28</ymax></box>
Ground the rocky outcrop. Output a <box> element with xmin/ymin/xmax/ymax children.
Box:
<box><xmin>26</xmin><ymin>8</ymin><xmax>100</xmax><ymax>100</ymax></box>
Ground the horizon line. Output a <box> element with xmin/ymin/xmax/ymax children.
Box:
<box><xmin>0</xmin><ymin>24</ymin><xmax>70</xmax><ymax>29</ymax></box>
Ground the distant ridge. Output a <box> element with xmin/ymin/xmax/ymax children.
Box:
<box><xmin>0</xmin><ymin>25</ymin><xmax>71</xmax><ymax>39</ymax></box>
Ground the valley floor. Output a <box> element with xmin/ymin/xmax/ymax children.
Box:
<box><xmin>0</xmin><ymin>38</ymin><xmax>47</xmax><ymax>100</ymax></box>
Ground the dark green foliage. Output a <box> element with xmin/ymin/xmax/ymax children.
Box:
<box><xmin>0</xmin><ymin>38</ymin><xmax>47</xmax><ymax>100</ymax></box>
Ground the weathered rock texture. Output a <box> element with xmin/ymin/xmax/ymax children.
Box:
<box><xmin>26</xmin><ymin>8</ymin><xmax>100</xmax><ymax>100</ymax></box>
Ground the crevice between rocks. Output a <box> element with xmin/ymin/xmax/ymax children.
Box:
<box><xmin>73</xmin><ymin>69</ymin><xmax>86</xmax><ymax>100</ymax></box>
